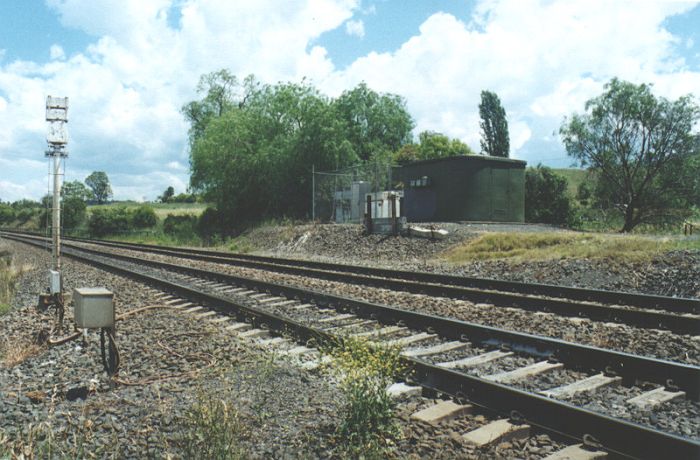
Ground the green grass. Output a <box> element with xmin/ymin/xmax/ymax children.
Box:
<box><xmin>88</xmin><ymin>202</ymin><xmax>209</xmax><ymax>219</ymax></box>
<box><xmin>552</xmin><ymin>168</ymin><xmax>588</xmax><ymax>197</ymax></box>
<box><xmin>441</xmin><ymin>232</ymin><xmax>700</xmax><ymax>264</ymax></box>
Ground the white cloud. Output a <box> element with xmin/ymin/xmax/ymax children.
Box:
<box><xmin>0</xmin><ymin>0</ymin><xmax>698</xmax><ymax>202</ymax></box>
<box><xmin>50</xmin><ymin>45</ymin><xmax>66</xmax><ymax>60</ymax></box>
<box><xmin>345</xmin><ymin>19</ymin><xmax>365</xmax><ymax>38</ymax></box>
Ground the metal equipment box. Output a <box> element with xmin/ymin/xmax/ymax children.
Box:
<box><xmin>73</xmin><ymin>287</ymin><xmax>114</xmax><ymax>329</ymax></box>
<box><xmin>49</xmin><ymin>270</ymin><xmax>61</xmax><ymax>294</ymax></box>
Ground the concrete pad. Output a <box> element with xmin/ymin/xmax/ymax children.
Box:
<box><xmin>540</xmin><ymin>374</ymin><xmax>622</xmax><ymax>399</ymax></box>
<box><xmin>484</xmin><ymin>361</ymin><xmax>564</xmax><ymax>384</ymax></box>
<box><xmin>258</xmin><ymin>296</ymin><xmax>285</xmax><ymax>304</ymax></box>
<box><xmin>281</xmin><ymin>346</ymin><xmax>316</xmax><ymax>356</ymax></box>
<box><xmin>238</xmin><ymin>328</ymin><xmax>270</xmax><ymax>339</ymax></box>
<box><xmin>410</xmin><ymin>400</ymin><xmax>472</xmax><ymax>424</ymax></box>
<box><xmin>386</xmin><ymin>332</ymin><xmax>437</xmax><ymax>348</ymax></box>
<box><xmin>318</xmin><ymin>313</ymin><xmax>357</xmax><ymax>323</ymax></box>
<box><xmin>438</xmin><ymin>350</ymin><xmax>513</xmax><ymax>370</ymax></box>
<box><xmin>402</xmin><ymin>341</ymin><xmax>468</xmax><ymax>357</ymax></box>
<box><xmin>462</xmin><ymin>419</ymin><xmax>530</xmax><ymax>447</ymax></box>
<box><xmin>324</xmin><ymin>320</ymin><xmax>374</xmax><ymax>331</ymax></box>
<box><xmin>195</xmin><ymin>311</ymin><xmax>216</xmax><ymax>319</ymax></box>
<box><xmin>225</xmin><ymin>322</ymin><xmax>252</xmax><ymax>332</ymax></box>
<box><xmin>259</xmin><ymin>337</ymin><xmax>287</xmax><ymax>346</ymax></box>
<box><xmin>265</xmin><ymin>300</ymin><xmax>297</xmax><ymax>308</ymax></box>
<box><xmin>165</xmin><ymin>298</ymin><xmax>185</xmax><ymax>305</ymax></box>
<box><xmin>387</xmin><ymin>382</ymin><xmax>422</xmax><ymax>398</ymax></box>
<box><xmin>172</xmin><ymin>302</ymin><xmax>193</xmax><ymax>309</ymax></box>
<box><xmin>351</xmin><ymin>325</ymin><xmax>407</xmax><ymax>338</ymax></box>
<box><xmin>543</xmin><ymin>444</ymin><xmax>608</xmax><ymax>460</ymax></box>
<box><xmin>209</xmin><ymin>317</ymin><xmax>231</xmax><ymax>324</ymax></box>
<box><xmin>626</xmin><ymin>387</ymin><xmax>686</xmax><ymax>409</ymax></box>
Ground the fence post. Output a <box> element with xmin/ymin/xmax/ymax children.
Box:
<box><xmin>365</xmin><ymin>194</ymin><xmax>372</xmax><ymax>234</ymax></box>
<box><xmin>390</xmin><ymin>193</ymin><xmax>397</xmax><ymax>235</ymax></box>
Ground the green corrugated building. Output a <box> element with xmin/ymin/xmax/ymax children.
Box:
<box><xmin>392</xmin><ymin>155</ymin><xmax>526</xmax><ymax>222</ymax></box>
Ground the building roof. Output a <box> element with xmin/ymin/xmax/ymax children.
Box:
<box><xmin>395</xmin><ymin>154</ymin><xmax>527</xmax><ymax>168</ymax></box>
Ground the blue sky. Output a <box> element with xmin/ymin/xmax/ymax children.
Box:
<box><xmin>1</xmin><ymin>0</ymin><xmax>699</xmax><ymax>202</ymax></box>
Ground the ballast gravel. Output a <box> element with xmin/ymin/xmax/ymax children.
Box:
<box><xmin>1</xmin><ymin>239</ymin><xmax>572</xmax><ymax>459</ymax></box>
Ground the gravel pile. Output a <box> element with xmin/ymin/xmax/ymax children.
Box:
<box><xmin>2</xmin><ymin>239</ymin><xmax>577</xmax><ymax>459</ymax></box>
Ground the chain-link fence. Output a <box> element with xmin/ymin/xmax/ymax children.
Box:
<box><xmin>312</xmin><ymin>160</ymin><xmax>395</xmax><ymax>223</ymax></box>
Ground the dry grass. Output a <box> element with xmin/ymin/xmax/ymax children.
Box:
<box><xmin>441</xmin><ymin>232</ymin><xmax>698</xmax><ymax>264</ymax></box>
<box><xmin>0</xmin><ymin>338</ymin><xmax>43</xmax><ymax>368</ymax></box>
<box><xmin>0</xmin><ymin>245</ymin><xmax>31</xmax><ymax>316</ymax></box>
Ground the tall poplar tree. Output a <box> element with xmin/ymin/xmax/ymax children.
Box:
<box><xmin>479</xmin><ymin>90</ymin><xmax>510</xmax><ymax>158</ymax></box>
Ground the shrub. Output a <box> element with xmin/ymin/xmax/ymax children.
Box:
<box><xmin>326</xmin><ymin>337</ymin><xmax>406</xmax><ymax>458</ymax></box>
<box><xmin>197</xmin><ymin>207</ymin><xmax>222</xmax><ymax>240</ymax></box>
<box><xmin>0</xmin><ymin>204</ymin><xmax>15</xmax><ymax>225</ymax></box>
<box><xmin>163</xmin><ymin>214</ymin><xmax>197</xmax><ymax>239</ymax></box>
<box><xmin>88</xmin><ymin>207</ymin><xmax>130</xmax><ymax>237</ymax></box>
<box><xmin>131</xmin><ymin>205</ymin><xmax>158</xmax><ymax>228</ymax></box>
<box><xmin>525</xmin><ymin>165</ymin><xmax>578</xmax><ymax>226</ymax></box>
<box><xmin>63</xmin><ymin>197</ymin><xmax>87</xmax><ymax>231</ymax></box>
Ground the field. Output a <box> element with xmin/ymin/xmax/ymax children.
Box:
<box><xmin>88</xmin><ymin>201</ymin><xmax>209</xmax><ymax>219</ymax></box>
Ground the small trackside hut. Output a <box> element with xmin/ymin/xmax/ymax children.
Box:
<box><xmin>392</xmin><ymin>155</ymin><xmax>526</xmax><ymax>223</ymax></box>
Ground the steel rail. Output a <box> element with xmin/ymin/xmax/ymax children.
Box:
<box><xmin>6</xmin><ymin>232</ymin><xmax>698</xmax><ymax>398</ymax></box>
<box><xmin>56</xmin><ymin>231</ymin><xmax>699</xmax><ymax>314</ymax></box>
<box><xmin>6</xmin><ymin>233</ymin><xmax>698</xmax><ymax>460</ymax></box>
<box><xmin>6</xmin><ymin>231</ymin><xmax>699</xmax><ymax>335</ymax></box>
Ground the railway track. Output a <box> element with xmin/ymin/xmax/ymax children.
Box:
<box><xmin>4</xmin><ymin>232</ymin><xmax>699</xmax><ymax>459</ymax></box>
<box><xmin>4</xmin><ymin>230</ymin><xmax>699</xmax><ymax>335</ymax></box>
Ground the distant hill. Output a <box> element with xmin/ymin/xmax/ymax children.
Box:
<box><xmin>552</xmin><ymin>168</ymin><xmax>589</xmax><ymax>198</ymax></box>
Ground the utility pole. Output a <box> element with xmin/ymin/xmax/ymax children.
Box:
<box><xmin>38</xmin><ymin>96</ymin><xmax>69</xmax><ymax>324</ymax></box>
<box><xmin>45</xmin><ymin>96</ymin><xmax>68</xmax><ymax>273</ymax></box>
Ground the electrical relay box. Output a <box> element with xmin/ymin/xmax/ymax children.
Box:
<box><xmin>73</xmin><ymin>287</ymin><xmax>114</xmax><ymax>329</ymax></box>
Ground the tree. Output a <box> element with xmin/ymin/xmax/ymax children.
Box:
<box><xmin>85</xmin><ymin>171</ymin><xmax>113</xmax><ymax>204</ymax></box>
<box><xmin>525</xmin><ymin>165</ymin><xmax>576</xmax><ymax>226</ymax></box>
<box><xmin>333</xmin><ymin>82</ymin><xmax>414</xmax><ymax>161</ymax></box>
<box><xmin>131</xmin><ymin>205</ymin><xmax>157</xmax><ymax>228</ymax></box>
<box><xmin>62</xmin><ymin>180</ymin><xmax>93</xmax><ymax>201</ymax></box>
<box><xmin>160</xmin><ymin>186</ymin><xmax>175</xmax><ymax>203</ymax></box>
<box><xmin>479</xmin><ymin>90</ymin><xmax>510</xmax><ymax>157</ymax></box>
<box><xmin>560</xmin><ymin>78</ymin><xmax>699</xmax><ymax>232</ymax></box>
<box><xmin>62</xmin><ymin>197</ymin><xmax>87</xmax><ymax>231</ymax></box>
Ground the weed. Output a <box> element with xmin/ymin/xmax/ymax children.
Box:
<box><xmin>0</xmin><ymin>338</ymin><xmax>42</xmax><ymax>368</ymax></box>
<box><xmin>324</xmin><ymin>337</ymin><xmax>407</xmax><ymax>458</ymax></box>
<box><xmin>180</xmin><ymin>389</ymin><xmax>248</xmax><ymax>460</ymax></box>
<box><xmin>0</xmin><ymin>247</ymin><xmax>28</xmax><ymax>316</ymax></box>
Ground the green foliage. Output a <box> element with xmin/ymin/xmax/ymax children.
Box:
<box><xmin>63</xmin><ymin>197</ymin><xmax>87</xmax><ymax>231</ymax></box>
<box><xmin>525</xmin><ymin>165</ymin><xmax>578</xmax><ymax>226</ymax></box>
<box><xmin>172</xmin><ymin>192</ymin><xmax>197</xmax><ymax>203</ymax></box>
<box><xmin>560</xmin><ymin>78</ymin><xmax>700</xmax><ymax>232</ymax></box>
<box><xmin>332</xmin><ymin>82</ymin><xmax>414</xmax><ymax>161</ymax></box>
<box><xmin>62</xmin><ymin>180</ymin><xmax>94</xmax><ymax>201</ymax></box>
<box><xmin>87</xmin><ymin>207</ymin><xmax>130</xmax><ymax>236</ymax></box>
<box><xmin>180</xmin><ymin>390</ymin><xmax>247</xmax><ymax>460</ymax></box>
<box><xmin>392</xmin><ymin>131</ymin><xmax>475</xmax><ymax>165</ymax></box>
<box><xmin>0</xmin><ymin>204</ymin><xmax>15</xmax><ymax>224</ymax></box>
<box><xmin>189</xmin><ymin>74</ymin><xmax>409</xmax><ymax>230</ymax></box>
<box><xmin>163</xmin><ymin>214</ymin><xmax>198</xmax><ymax>240</ymax></box>
<box><xmin>197</xmin><ymin>207</ymin><xmax>222</xmax><ymax>240</ymax></box>
<box><xmin>160</xmin><ymin>186</ymin><xmax>175</xmax><ymax>203</ymax></box>
<box><xmin>85</xmin><ymin>171</ymin><xmax>113</xmax><ymax>204</ymax></box>
<box><xmin>326</xmin><ymin>337</ymin><xmax>406</xmax><ymax>458</ymax></box>
<box><xmin>131</xmin><ymin>205</ymin><xmax>158</xmax><ymax>228</ymax></box>
<box><xmin>479</xmin><ymin>90</ymin><xmax>510</xmax><ymax>158</ymax></box>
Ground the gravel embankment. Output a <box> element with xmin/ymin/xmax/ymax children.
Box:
<box><xmin>237</xmin><ymin>223</ymin><xmax>700</xmax><ymax>299</ymax></box>
<box><xmin>1</xmin><ymin>239</ymin><xmax>572</xmax><ymax>459</ymax></box>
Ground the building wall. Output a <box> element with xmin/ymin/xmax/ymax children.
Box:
<box><xmin>393</xmin><ymin>155</ymin><xmax>525</xmax><ymax>222</ymax></box>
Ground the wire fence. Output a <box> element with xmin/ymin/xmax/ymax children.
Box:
<box><xmin>312</xmin><ymin>160</ymin><xmax>396</xmax><ymax>223</ymax></box>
